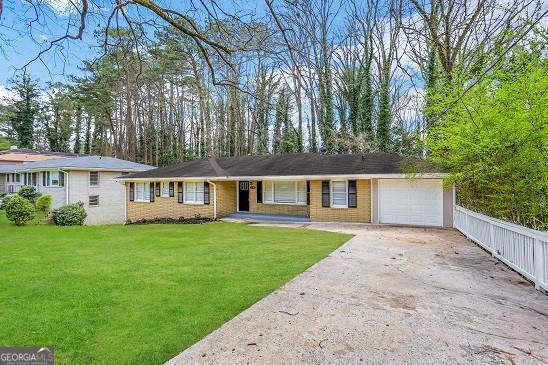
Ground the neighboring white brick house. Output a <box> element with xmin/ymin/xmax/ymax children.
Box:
<box><xmin>0</xmin><ymin>156</ymin><xmax>153</xmax><ymax>225</ymax></box>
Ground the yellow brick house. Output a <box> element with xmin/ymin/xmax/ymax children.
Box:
<box><xmin>119</xmin><ymin>152</ymin><xmax>454</xmax><ymax>227</ymax></box>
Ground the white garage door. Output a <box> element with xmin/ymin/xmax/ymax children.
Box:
<box><xmin>379</xmin><ymin>179</ymin><xmax>443</xmax><ymax>227</ymax></box>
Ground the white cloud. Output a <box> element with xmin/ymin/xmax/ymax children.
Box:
<box><xmin>0</xmin><ymin>85</ymin><xmax>16</xmax><ymax>105</ymax></box>
<box><xmin>45</xmin><ymin>0</ymin><xmax>77</xmax><ymax>15</ymax></box>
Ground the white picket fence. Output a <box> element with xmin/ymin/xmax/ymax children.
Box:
<box><xmin>454</xmin><ymin>205</ymin><xmax>548</xmax><ymax>292</ymax></box>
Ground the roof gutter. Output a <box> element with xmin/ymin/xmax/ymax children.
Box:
<box><xmin>117</xmin><ymin>173</ymin><xmax>448</xmax><ymax>182</ymax></box>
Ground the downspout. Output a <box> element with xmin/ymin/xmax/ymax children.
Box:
<box><xmin>59</xmin><ymin>169</ymin><xmax>69</xmax><ymax>206</ymax></box>
<box><xmin>207</xmin><ymin>179</ymin><xmax>217</xmax><ymax>220</ymax></box>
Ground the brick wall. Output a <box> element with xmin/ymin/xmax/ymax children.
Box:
<box><xmin>126</xmin><ymin>181</ymin><xmax>237</xmax><ymax>221</ymax></box>
<box><xmin>125</xmin><ymin>179</ymin><xmax>371</xmax><ymax>223</ymax></box>
<box><xmin>248</xmin><ymin>180</ymin><xmax>310</xmax><ymax>216</ymax></box>
<box><xmin>309</xmin><ymin>179</ymin><xmax>371</xmax><ymax>222</ymax></box>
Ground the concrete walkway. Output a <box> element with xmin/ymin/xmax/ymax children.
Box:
<box><xmin>167</xmin><ymin>224</ymin><xmax>548</xmax><ymax>365</ymax></box>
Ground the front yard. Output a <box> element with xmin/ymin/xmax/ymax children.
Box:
<box><xmin>0</xmin><ymin>213</ymin><xmax>351</xmax><ymax>365</ymax></box>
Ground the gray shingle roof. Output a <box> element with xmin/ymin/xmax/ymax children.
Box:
<box><xmin>0</xmin><ymin>156</ymin><xmax>153</xmax><ymax>172</ymax></box>
<box><xmin>123</xmin><ymin>152</ymin><xmax>441</xmax><ymax>179</ymax></box>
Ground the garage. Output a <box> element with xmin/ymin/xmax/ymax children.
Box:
<box><xmin>378</xmin><ymin>179</ymin><xmax>443</xmax><ymax>227</ymax></box>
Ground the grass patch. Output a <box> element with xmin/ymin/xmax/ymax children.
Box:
<box><xmin>0</xmin><ymin>213</ymin><xmax>350</xmax><ymax>364</ymax></box>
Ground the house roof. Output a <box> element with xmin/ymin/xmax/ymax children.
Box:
<box><xmin>122</xmin><ymin>152</ymin><xmax>441</xmax><ymax>180</ymax></box>
<box><xmin>0</xmin><ymin>156</ymin><xmax>154</xmax><ymax>172</ymax></box>
<box><xmin>0</xmin><ymin>148</ymin><xmax>80</xmax><ymax>163</ymax></box>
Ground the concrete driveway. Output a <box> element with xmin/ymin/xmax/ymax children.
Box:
<box><xmin>167</xmin><ymin>224</ymin><xmax>548</xmax><ymax>365</ymax></box>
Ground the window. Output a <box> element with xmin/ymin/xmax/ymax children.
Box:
<box><xmin>161</xmin><ymin>182</ymin><xmax>170</xmax><ymax>197</ymax></box>
<box><xmin>42</xmin><ymin>171</ymin><xmax>63</xmax><ymax>187</ymax></box>
<box><xmin>184</xmin><ymin>182</ymin><xmax>204</xmax><ymax>204</ymax></box>
<box><xmin>331</xmin><ymin>181</ymin><xmax>348</xmax><ymax>208</ymax></box>
<box><xmin>134</xmin><ymin>183</ymin><xmax>150</xmax><ymax>202</ymax></box>
<box><xmin>262</xmin><ymin>180</ymin><xmax>307</xmax><ymax>205</ymax></box>
<box><xmin>89</xmin><ymin>195</ymin><xmax>99</xmax><ymax>207</ymax></box>
<box><xmin>89</xmin><ymin>171</ymin><xmax>99</xmax><ymax>186</ymax></box>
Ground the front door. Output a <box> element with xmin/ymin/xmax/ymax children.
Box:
<box><xmin>238</xmin><ymin>181</ymin><xmax>250</xmax><ymax>212</ymax></box>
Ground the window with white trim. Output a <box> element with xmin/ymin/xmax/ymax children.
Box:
<box><xmin>184</xmin><ymin>181</ymin><xmax>204</xmax><ymax>204</ymax></box>
<box><xmin>89</xmin><ymin>171</ymin><xmax>99</xmax><ymax>186</ymax></box>
<box><xmin>134</xmin><ymin>183</ymin><xmax>150</xmax><ymax>202</ymax></box>
<box><xmin>331</xmin><ymin>180</ymin><xmax>348</xmax><ymax>208</ymax></box>
<box><xmin>43</xmin><ymin>171</ymin><xmax>63</xmax><ymax>187</ymax></box>
<box><xmin>263</xmin><ymin>180</ymin><xmax>306</xmax><ymax>205</ymax></box>
<box><xmin>161</xmin><ymin>182</ymin><xmax>170</xmax><ymax>197</ymax></box>
<box><xmin>89</xmin><ymin>195</ymin><xmax>99</xmax><ymax>207</ymax></box>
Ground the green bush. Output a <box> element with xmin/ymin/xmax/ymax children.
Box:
<box><xmin>0</xmin><ymin>194</ymin><xmax>17</xmax><ymax>210</ymax></box>
<box><xmin>5</xmin><ymin>195</ymin><xmax>36</xmax><ymax>226</ymax></box>
<box><xmin>35</xmin><ymin>195</ymin><xmax>53</xmax><ymax>213</ymax></box>
<box><xmin>52</xmin><ymin>202</ymin><xmax>87</xmax><ymax>226</ymax></box>
<box><xmin>18</xmin><ymin>185</ymin><xmax>40</xmax><ymax>202</ymax></box>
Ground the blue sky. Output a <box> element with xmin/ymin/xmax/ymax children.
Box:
<box><xmin>0</xmin><ymin>0</ymin><xmax>272</xmax><ymax>90</ymax></box>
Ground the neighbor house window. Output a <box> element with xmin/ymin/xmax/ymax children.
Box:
<box><xmin>262</xmin><ymin>181</ymin><xmax>307</xmax><ymax>205</ymax></box>
<box><xmin>184</xmin><ymin>182</ymin><xmax>204</xmax><ymax>204</ymax></box>
<box><xmin>43</xmin><ymin>171</ymin><xmax>64</xmax><ymax>187</ymax></box>
<box><xmin>161</xmin><ymin>182</ymin><xmax>170</xmax><ymax>197</ymax></box>
<box><xmin>89</xmin><ymin>171</ymin><xmax>99</xmax><ymax>186</ymax></box>
<box><xmin>134</xmin><ymin>183</ymin><xmax>150</xmax><ymax>202</ymax></box>
<box><xmin>331</xmin><ymin>180</ymin><xmax>348</xmax><ymax>208</ymax></box>
<box><xmin>89</xmin><ymin>195</ymin><xmax>99</xmax><ymax>207</ymax></box>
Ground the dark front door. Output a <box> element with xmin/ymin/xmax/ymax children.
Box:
<box><xmin>238</xmin><ymin>181</ymin><xmax>250</xmax><ymax>212</ymax></box>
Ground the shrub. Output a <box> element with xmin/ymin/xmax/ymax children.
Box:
<box><xmin>5</xmin><ymin>195</ymin><xmax>36</xmax><ymax>226</ymax></box>
<box><xmin>52</xmin><ymin>202</ymin><xmax>87</xmax><ymax>226</ymax></box>
<box><xmin>35</xmin><ymin>194</ymin><xmax>53</xmax><ymax>213</ymax></box>
<box><xmin>18</xmin><ymin>185</ymin><xmax>40</xmax><ymax>202</ymax></box>
<box><xmin>0</xmin><ymin>194</ymin><xmax>17</xmax><ymax>210</ymax></box>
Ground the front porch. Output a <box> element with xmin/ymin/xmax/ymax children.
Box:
<box><xmin>224</xmin><ymin>212</ymin><xmax>311</xmax><ymax>223</ymax></box>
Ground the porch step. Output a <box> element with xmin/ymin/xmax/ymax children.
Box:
<box><xmin>224</xmin><ymin>212</ymin><xmax>311</xmax><ymax>223</ymax></box>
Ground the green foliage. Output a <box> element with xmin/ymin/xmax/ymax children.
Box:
<box><xmin>427</xmin><ymin>39</ymin><xmax>548</xmax><ymax>229</ymax></box>
<box><xmin>9</xmin><ymin>75</ymin><xmax>41</xmax><ymax>148</ymax></box>
<box><xmin>0</xmin><ymin>194</ymin><xmax>17</xmax><ymax>210</ymax></box>
<box><xmin>5</xmin><ymin>195</ymin><xmax>36</xmax><ymax>226</ymax></box>
<box><xmin>52</xmin><ymin>202</ymin><xmax>87</xmax><ymax>226</ymax></box>
<box><xmin>18</xmin><ymin>185</ymin><xmax>39</xmax><ymax>202</ymax></box>
<box><xmin>0</xmin><ymin>136</ymin><xmax>13</xmax><ymax>150</ymax></box>
<box><xmin>35</xmin><ymin>195</ymin><xmax>53</xmax><ymax>213</ymax></box>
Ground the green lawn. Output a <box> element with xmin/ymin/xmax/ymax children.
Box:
<box><xmin>0</xmin><ymin>213</ymin><xmax>350</xmax><ymax>364</ymax></box>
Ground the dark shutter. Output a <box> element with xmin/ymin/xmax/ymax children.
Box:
<box><xmin>322</xmin><ymin>181</ymin><xmax>330</xmax><ymax>208</ymax></box>
<box><xmin>59</xmin><ymin>171</ymin><xmax>65</xmax><ymax>187</ymax></box>
<box><xmin>129</xmin><ymin>183</ymin><xmax>135</xmax><ymax>201</ymax></box>
<box><xmin>204</xmin><ymin>182</ymin><xmax>210</xmax><ymax>205</ymax></box>
<box><xmin>177</xmin><ymin>182</ymin><xmax>183</xmax><ymax>203</ymax></box>
<box><xmin>257</xmin><ymin>181</ymin><xmax>262</xmax><ymax>203</ymax></box>
<box><xmin>155</xmin><ymin>182</ymin><xmax>161</xmax><ymax>197</ymax></box>
<box><xmin>348</xmin><ymin>180</ymin><xmax>357</xmax><ymax>208</ymax></box>
<box><xmin>169</xmin><ymin>182</ymin><xmax>175</xmax><ymax>197</ymax></box>
<box><xmin>306</xmin><ymin>181</ymin><xmax>311</xmax><ymax>205</ymax></box>
<box><xmin>149</xmin><ymin>182</ymin><xmax>155</xmax><ymax>202</ymax></box>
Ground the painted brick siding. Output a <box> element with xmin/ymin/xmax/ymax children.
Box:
<box><xmin>309</xmin><ymin>179</ymin><xmax>371</xmax><ymax>223</ymax></box>
<box><xmin>69</xmin><ymin>170</ymin><xmax>124</xmax><ymax>224</ymax></box>
<box><xmin>126</xmin><ymin>181</ymin><xmax>237</xmax><ymax>221</ymax></box>
<box><xmin>248</xmin><ymin>180</ymin><xmax>310</xmax><ymax>216</ymax></box>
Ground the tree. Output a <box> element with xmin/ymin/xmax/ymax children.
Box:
<box><xmin>9</xmin><ymin>76</ymin><xmax>41</xmax><ymax>148</ymax></box>
<box><xmin>427</xmin><ymin>36</ymin><xmax>548</xmax><ymax>229</ymax></box>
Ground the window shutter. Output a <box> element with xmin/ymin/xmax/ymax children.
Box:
<box><xmin>129</xmin><ymin>183</ymin><xmax>135</xmax><ymax>201</ymax></box>
<box><xmin>322</xmin><ymin>181</ymin><xmax>330</xmax><ymax>207</ymax></box>
<box><xmin>348</xmin><ymin>180</ymin><xmax>357</xmax><ymax>208</ymax></box>
<box><xmin>204</xmin><ymin>182</ymin><xmax>210</xmax><ymax>205</ymax></box>
<box><xmin>149</xmin><ymin>182</ymin><xmax>155</xmax><ymax>202</ymax></box>
<box><xmin>257</xmin><ymin>181</ymin><xmax>262</xmax><ymax>203</ymax></box>
<box><xmin>59</xmin><ymin>171</ymin><xmax>65</xmax><ymax>187</ymax></box>
<box><xmin>169</xmin><ymin>182</ymin><xmax>175</xmax><ymax>197</ymax></box>
<box><xmin>177</xmin><ymin>182</ymin><xmax>183</xmax><ymax>203</ymax></box>
<box><xmin>306</xmin><ymin>181</ymin><xmax>310</xmax><ymax>205</ymax></box>
<box><xmin>155</xmin><ymin>182</ymin><xmax>160</xmax><ymax>197</ymax></box>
